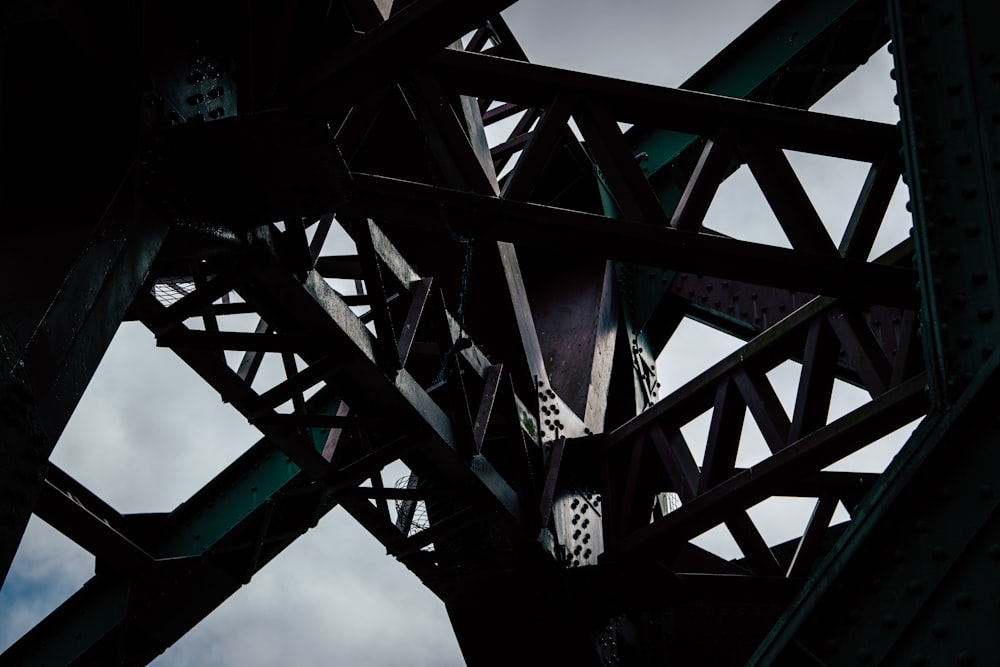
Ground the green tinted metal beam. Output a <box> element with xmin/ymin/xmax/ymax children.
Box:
<box><xmin>887</xmin><ymin>0</ymin><xmax>1000</xmax><ymax>406</ymax></box>
<box><xmin>0</xmin><ymin>578</ymin><xmax>131</xmax><ymax>666</ymax></box>
<box><xmin>2</xmin><ymin>394</ymin><xmax>346</xmax><ymax>664</ymax></box>
<box><xmin>617</xmin><ymin>0</ymin><xmax>890</xmax><ymax>339</ymax></box>
<box><xmin>630</xmin><ymin>0</ymin><xmax>888</xmax><ymax>193</ymax></box>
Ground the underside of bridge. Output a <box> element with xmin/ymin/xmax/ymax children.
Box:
<box><xmin>2</xmin><ymin>0</ymin><xmax>999</xmax><ymax>664</ymax></box>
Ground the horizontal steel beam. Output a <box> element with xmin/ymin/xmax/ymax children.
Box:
<box><xmin>423</xmin><ymin>49</ymin><xmax>898</xmax><ymax>163</ymax></box>
<box><xmin>349</xmin><ymin>173</ymin><xmax>918</xmax><ymax>308</ymax></box>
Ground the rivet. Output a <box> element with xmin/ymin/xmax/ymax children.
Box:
<box><xmin>946</xmin><ymin>82</ymin><xmax>963</xmax><ymax>95</ymax></box>
<box><xmin>956</xmin><ymin>651</ymin><xmax>974</xmax><ymax>666</ymax></box>
<box><xmin>955</xmin><ymin>592</ymin><xmax>972</xmax><ymax>608</ymax></box>
<box><xmin>857</xmin><ymin>648</ymin><xmax>873</xmax><ymax>663</ymax></box>
<box><xmin>907</xmin><ymin>579</ymin><xmax>925</xmax><ymax>594</ymax></box>
<box><xmin>972</xmin><ymin>271</ymin><xmax>989</xmax><ymax>284</ymax></box>
<box><xmin>883</xmin><ymin>612</ymin><xmax>899</xmax><ymax>629</ymax></box>
<box><xmin>988</xmin><ymin>544</ymin><xmax>1000</xmax><ymax>560</ymax></box>
<box><xmin>931</xmin><ymin>622</ymin><xmax>948</xmax><ymax>638</ymax></box>
<box><xmin>957</xmin><ymin>152</ymin><xmax>972</xmax><ymax>164</ymax></box>
<box><xmin>981</xmin><ymin>484</ymin><xmax>995</xmax><ymax>499</ymax></box>
<box><xmin>914</xmin><ymin>519</ymin><xmax>928</xmax><ymax>533</ymax></box>
<box><xmin>978</xmin><ymin>308</ymin><xmax>995</xmax><ymax>322</ymax></box>
<box><xmin>965</xmin><ymin>225</ymin><xmax>981</xmax><ymax>237</ymax></box>
<box><xmin>911</xmin><ymin>653</ymin><xmax>928</xmax><ymax>666</ymax></box>
<box><xmin>961</xmin><ymin>187</ymin><xmax>977</xmax><ymax>200</ymax></box>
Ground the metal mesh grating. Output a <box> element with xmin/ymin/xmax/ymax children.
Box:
<box><xmin>394</xmin><ymin>475</ymin><xmax>429</xmax><ymax>536</ymax></box>
<box><xmin>151</xmin><ymin>279</ymin><xmax>196</xmax><ymax>306</ymax></box>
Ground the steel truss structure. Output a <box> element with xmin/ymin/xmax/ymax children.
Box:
<box><xmin>1</xmin><ymin>0</ymin><xmax>998</xmax><ymax>664</ymax></box>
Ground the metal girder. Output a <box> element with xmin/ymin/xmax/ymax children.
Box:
<box><xmin>630</xmin><ymin>0</ymin><xmax>890</xmax><ymax>189</ymax></box>
<box><xmin>347</xmin><ymin>173</ymin><xmax>916</xmax><ymax>308</ymax></box>
<box><xmin>751</xmin><ymin>356</ymin><xmax>1000</xmax><ymax>665</ymax></box>
<box><xmin>889</xmin><ymin>0</ymin><xmax>1000</xmax><ymax>406</ymax></box>
<box><xmin>5</xmin><ymin>0</ymin><xmax>985</xmax><ymax>664</ymax></box>
<box><xmin>598</xmin><ymin>289</ymin><xmax>926</xmax><ymax>563</ymax></box>
<box><xmin>619</xmin><ymin>0</ymin><xmax>892</xmax><ymax>347</ymax></box>
<box><xmin>296</xmin><ymin>0</ymin><xmax>519</xmax><ymax>109</ymax></box>
<box><xmin>33</xmin><ymin>464</ymin><xmax>154</xmax><ymax>568</ymax></box>
<box><xmin>750</xmin><ymin>1</ymin><xmax>1000</xmax><ymax>663</ymax></box>
<box><xmin>139</xmin><ymin>225</ymin><xmax>528</xmax><ymax>524</ymax></box>
<box><xmin>0</xmin><ymin>174</ymin><xmax>168</xmax><ymax>586</ymax></box>
<box><xmin>3</xmin><ymin>396</ymin><xmax>345</xmax><ymax>664</ymax></box>
<box><xmin>425</xmin><ymin>50</ymin><xmax>896</xmax><ymax>163</ymax></box>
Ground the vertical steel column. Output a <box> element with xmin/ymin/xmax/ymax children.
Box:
<box><xmin>893</xmin><ymin>0</ymin><xmax>1000</xmax><ymax>406</ymax></box>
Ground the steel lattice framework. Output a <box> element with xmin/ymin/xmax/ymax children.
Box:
<box><xmin>2</xmin><ymin>0</ymin><xmax>999</xmax><ymax>664</ymax></box>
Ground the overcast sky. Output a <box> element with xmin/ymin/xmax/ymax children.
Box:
<box><xmin>1</xmin><ymin>2</ymin><xmax>912</xmax><ymax>664</ymax></box>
